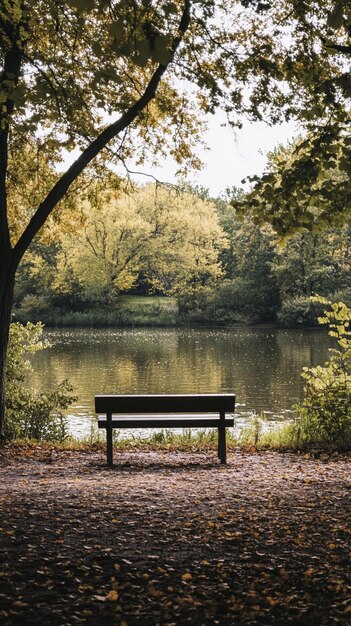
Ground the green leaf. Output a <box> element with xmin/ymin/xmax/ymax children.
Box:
<box><xmin>108</xmin><ymin>20</ymin><xmax>125</xmax><ymax>39</ymax></box>
<box><xmin>134</xmin><ymin>39</ymin><xmax>151</xmax><ymax>67</ymax></box>
<box><xmin>67</xmin><ymin>0</ymin><xmax>95</xmax><ymax>12</ymax></box>
<box><xmin>150</xmin><ymin>35</ymin><xmax>173</xmax><ymax>65</ymax></box>
<box><xmin>164</xmin><ymin>2</ymin><xmax>178</xmax><ymax>15</ymax></box>
<box><xmin>327</xmin><ymin>3</ymin><xmax>344</xmax><ymax>30</ymax></box>
<box><xmin>339</xmin><ymin>76</ymin><xmax>351</xmax><ymax>98</ymax></box>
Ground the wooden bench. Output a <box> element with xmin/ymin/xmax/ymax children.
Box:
<box><xmin>95</xmin><ymin>393</ymin><xmax>235</xmax><ymax>466</ymax></box>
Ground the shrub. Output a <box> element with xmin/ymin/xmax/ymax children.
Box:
<box><xmin>218</xmin><ymin>278</ymin><xmax>279</xmax><ymax>323</ymax></box>
<box><xmin>4</xmin><ymin>322</ymin><xmax>75</xmax><ymax>442</ymax></box>
<box><xmin>14</xmin><ymin>294</ymin><xmax>50</xmax><ymax>321</ymax></box>
<box><xmin>177</xmin><ymin>286</ymin><xmax>235</xmax><ymax>325</ymax></box>
<box><xmin>330</xmin><ymin>288</ymin><xmax>351</xmax><ymax>308</ymax></box>
<box><xmin>177</xmin><ymin>279</ymin><xmax>278</xmax><ymax>325</ymax></box>
<box><xmin>278</xmin><ymin>295</ymin><xmax>326</xmax><ymax>327</ymax></box>
<box><xmin>293</xmin><ymin>297</ymin><xmax>351</xmax><ymax>450</ymax></box>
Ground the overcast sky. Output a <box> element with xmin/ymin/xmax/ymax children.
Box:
<box><xmin>130</xmin><ymin>112</ymin><xmax>297</xmax><ymax>196</ymax></box>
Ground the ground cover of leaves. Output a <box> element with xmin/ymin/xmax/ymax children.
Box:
<box><xmin>0</xmin><ymin>445</ymin><xmax>350</xmax><ymax>625</ymax></box>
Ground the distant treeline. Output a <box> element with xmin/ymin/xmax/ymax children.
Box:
<box><xmin>13</xmin><ymin>182</ymin><xmax>351</xmax><ymax>328</ymax></box>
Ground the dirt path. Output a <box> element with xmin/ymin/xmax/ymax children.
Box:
<box><xmin>0</xmin><ymin>445</ymin><xmax>350</xmax><ymax>625</ymax></box>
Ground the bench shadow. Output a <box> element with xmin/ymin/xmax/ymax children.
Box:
<box><xmin>91</xmin><ymin>456</ymin><xmax>227</xmax><ymax>474</ymax></box>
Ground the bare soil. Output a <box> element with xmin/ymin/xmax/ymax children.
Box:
<box><xmin>0</xmin><ymin>444</ymin><xmax>351</xmax><ymax>625</ymax></box>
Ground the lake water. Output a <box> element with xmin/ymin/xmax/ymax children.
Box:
<box><xmin>26</xmin><ymin>326</ymin><xmax>331</xmax><ymax>439</ymax></box>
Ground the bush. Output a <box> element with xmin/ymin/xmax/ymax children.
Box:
<box><xmin>177</xmin><ymin>286</ymin><xmax>235</xmax><ymax>325</ymax></box>
<box><xmin>177</xmin><ymin>279</ymin><xmax>278</xmax><ymax>326</ymax></box>
<box><xmin>278</xmin><ymin>295</ymin><xmax>326</xmax><ymax>327</ymax></box>
<box><xmin>330</xmin><ymin>288</ymin><xmax>351</xmax><ymax>308</ymax></box>
<box><xmin>293</xmin><ymin>297</ymin><xmax>351</xmax><ymax>450</ymax></box>
<box><xmin>4</xmin><ymin>322</ymin><xmax>75</xmax><ymax>442</ymax></box>
<box><xmin>14</xmin><ymin>294</ymin><xmax>51</xmax><ymax>321</ymax></box>
<box><xmin>218</xmin><ymin>278</ymin><xmax>279</xmax><ymax>322</ymax></box>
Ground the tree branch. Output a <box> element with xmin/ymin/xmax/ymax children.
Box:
<box><xmin>325</xmin><ymin>43</ymin><xmax>351</xmax><ymax>55</ymax></box>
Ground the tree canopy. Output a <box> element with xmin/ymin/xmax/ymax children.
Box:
<box><xmin>233</xmin><ymin>0</ymin><xmax>351</xmax><ymax>234</ymax></box>
<box><xmin>4</xmin><ymin>0</ymin><xmax>351</xmax><ymax>264</ymax></box>
<box><xmin>53</xmin><ymin>182</ymin><xmax>227</xmax><ymax>301</ymax></box>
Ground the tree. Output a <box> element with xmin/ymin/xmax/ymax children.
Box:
<box><xmin>233</xmin><ymin>1</ymin><xmax>351</xmax><ymax>234</ymax></box>
<box><xmin>212</xmin><ymin>191</ymin><xmax>279</xmax><ymax>321</ymax></box>
<box><xmin>0</xmin><ymin>0</ymin><xmax>239</xmax><ymax>435</ymax></box>
<box><xmin>55</xmin><ymin>183</ymin><xmax>152</xmax><ymax>303</ymax></box>
<box><xmin>236</xmin><ymin>135</ymin><xmax>351</xmax><ymax>236</ymax></box>
<box><xmin>271</xmin><ymin>227</ymin><xmax>351</xmax><ymax>300</ymax></box>
<box><xmin>138</xmin><ymin>185</ymin><xmax>228</xmax><ymax>294</ymax></box>
<box><xmin>53</xmin><ymin>182</ymin><xmax>227</xmax><ymax>302</ymax></box>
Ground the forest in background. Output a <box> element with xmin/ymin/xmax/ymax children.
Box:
<box><xmin>12</xmin><ymin>172</ymin><xmax>351</xmax><ymax>328</ymax></box>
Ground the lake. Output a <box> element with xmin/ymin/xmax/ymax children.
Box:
<box><xmin>26</xmin><ymin>326</ymin><xmax>331</xmax><ymax>439</ymax></box>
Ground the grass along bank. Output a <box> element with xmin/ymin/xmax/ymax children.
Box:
<box><xmin>13</xmin><ymin>295</ymin><xmax>179</xmax><ymax>327</ymax></box>
<box><xmin>6</xmin><ymin>413</ymin><xmax>351</xmax><ymax>455</ymax></box>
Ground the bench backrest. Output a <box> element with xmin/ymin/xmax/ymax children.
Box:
<box><xmin>95</xmin><ymin>393</ymin><xmax>235</xmax><ymax>414</ymax></box>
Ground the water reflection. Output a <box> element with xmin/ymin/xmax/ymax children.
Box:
<box><xmin>26</xmin><ymin>326</ymin><xmax>331</xmax><ymax>438</ymax></box>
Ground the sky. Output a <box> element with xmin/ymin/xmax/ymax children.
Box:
<box><xmin>129</xmin><ymin>112</ymin><xmax>297</xmax><ymax>197</ymax></box>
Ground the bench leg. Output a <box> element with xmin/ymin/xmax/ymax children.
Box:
<box><xmin>106</xmin><ymin>412</ymin><xmax>113</xmax><ymax>467</ymax></box>
<box><xmin>218</xmin><ymin>412</ymin><xmax>227</xmax><ymax>464</ymax></box>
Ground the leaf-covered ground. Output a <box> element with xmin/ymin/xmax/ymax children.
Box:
<box><xmin>0</xmin><ymin>445</ymin><xmax>350</xmax><ymax>625</ymax></box>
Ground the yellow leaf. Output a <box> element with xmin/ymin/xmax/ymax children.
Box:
<box><xmin>305</xmin><ymin>568</ymin><xmax>315</xmax><ymax>576</ymax></box>
<box><xmin>114</xmin><ymin>563</ymin><xmax>121</xmax><ymax>572</ymax></box>
<box><xmin>107</xmin><ymin>590</ymin><xmax>119</xmax><ymax>601</ymax></box>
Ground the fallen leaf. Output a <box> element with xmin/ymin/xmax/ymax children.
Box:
<box><xmin>107</xmin><ymin>590</ymin><xmax>119</xmax><ymax>601</ymax></box>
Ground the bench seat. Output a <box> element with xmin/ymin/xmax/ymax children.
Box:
<box><xmin>98</xmin><ymin>414</ymin><xmax>234</xmax><ymax>429</ymax></box>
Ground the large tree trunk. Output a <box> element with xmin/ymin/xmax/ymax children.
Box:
<box><xmin>0</xmin><ymin>266</ymin><xmax>15</xmax><ymax>438</ymax></box>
